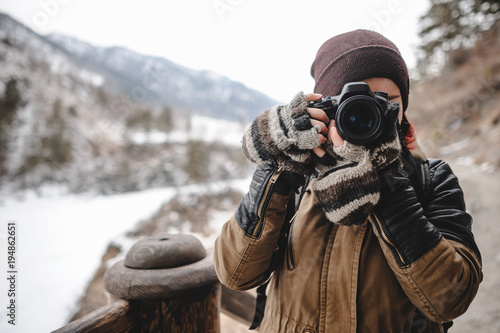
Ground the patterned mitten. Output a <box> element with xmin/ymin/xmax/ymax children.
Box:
<box><xmin>242</xmin><ymin>92</ymin><xmax>322</xmax><ymax>174</ymax></box>
<box><xmin>312</xmin><ymin>102</ymin><xmax>402</xmax><ymax>226</ymax></box>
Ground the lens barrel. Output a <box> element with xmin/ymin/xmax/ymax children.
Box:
<box><xmin>335</xmin><ymin>95</ymin><xmax>383</xmax><ymax>145</ymax></box>
<box><xmin>308</xmin><ymin>82</ymin><xmax>389</xmax><ymax>145</ymax></box>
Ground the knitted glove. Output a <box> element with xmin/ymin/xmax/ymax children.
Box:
<box><xmin>312</xmin><ymin>102</ymin><xmax>401</xmax><ymax>226</ymax></box>
<box><xmin>242</xmin><ymin>92</ymin><xmax>322</xmax><ymax>174</ymax></box>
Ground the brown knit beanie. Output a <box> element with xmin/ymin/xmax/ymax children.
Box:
<box><xmin>311</xmin><ymin>29</ymin><xmax>409</xmax><ymax>111</ymax></box>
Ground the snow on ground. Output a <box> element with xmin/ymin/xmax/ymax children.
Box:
<box><xmin>129</xmin><ymin>114</ymin><xmax>248</xmax><ymax>147</ymax></box>
<box><xmin>0</xmin><ymin>177</ymin><xmax>250</xmax><ymax>333</ymax></box>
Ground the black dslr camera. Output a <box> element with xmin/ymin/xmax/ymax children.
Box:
<box><xmin>309</xmin><ymin>82</ymin><xmax>399</xmax><ymax>145</ymax></box>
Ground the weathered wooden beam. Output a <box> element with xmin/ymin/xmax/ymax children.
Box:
<box><xmin>220</xmin><ymin>285</ymin><xmax>256</xmax><ymax>326</ymax></box>
<box><xmin>104</xmin><ymin>233</ymin><xmax>221</xmax><ymax>333</ymax></box>
<box><xmin>54</xmin><ymin>234</ymin><xmax>225</xmax><ymax>332</ymax></box>
<box><xmin>51</xmin><ymin>299</ymin><xmax>135</xmax><ymax>333</ymax></box>
<box><xmin>138</xmin><ymin>284</ymin><xmax>221</xmax><ymax>333</ymax></box>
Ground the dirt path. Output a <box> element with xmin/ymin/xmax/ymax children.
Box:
<box><xmin>448</xmin><ymin>162</ymin><xmax>500</xmax><ymax>332</ymax></box>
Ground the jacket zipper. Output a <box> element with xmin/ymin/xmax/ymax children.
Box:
<box><xmin>372</xmin><ymin>213</ymin><xmax>406</xmax><ymax>266</ymax></box>
<box><xmin>286</xmin><ymin>211</ymin><xmax>298</xmax><ymax>270</ymax></box>
<box><xmin>252</xmin><ymin>165</ymin><xmax>285</xmax><ymax>237</ymax></box>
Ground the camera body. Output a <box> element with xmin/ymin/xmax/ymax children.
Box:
<box><xmin>309</xmin><ymin>82</ymin><xmax>399</xmax><ymax>145</ymax></box>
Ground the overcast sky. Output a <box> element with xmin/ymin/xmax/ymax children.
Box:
<box><xmin>1</xmin><ymin>0</ymin><xmax>429</xmax><ymax>102</ymax></box>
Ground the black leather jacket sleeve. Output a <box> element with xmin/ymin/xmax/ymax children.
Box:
<box><xmin>214</xmin><ymin>161</ymin><xmax>304</xmax><ymax>290</ymax></box>
<box><xmin>372</xmin><ymin>157</ymin><xmax>482</xmax><ymax>322</ymax></box>
<box><xmin>374</xmin><ymin>158</ymin><xmax>481</xmax><ymax>267</ymax></box>
<box><xmin>235</xmin><ymin>161</ymin><xmax>304</xmax><ymax>237</ymax></box>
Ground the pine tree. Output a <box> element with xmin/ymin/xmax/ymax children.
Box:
<box><xmin>125</xmin><ymin>107</ymin><xmax>153</xmax><ymax>132</ymax></box>
<box><xmin>43</xmin><ymin>99</ymin><xmax>72</xmax><ymax>167</ymax></box>
<box><xmin>0</xmin><ymin>78</ymin><xmax>22</xmax><ymax>176</ymax></box>
<box><xmin>157</xmin><ymin>105</ymin><xmax>174</xmax><ymax>133</ymax></box>
<box><xmin>0</xmin><ymin>78</ymin><xmax>21</xmax><ymax>123</ymax></box>
<box><xmin>185</xmin><ymin>140</ymin><xmax>211</xmax><ymax>183</ymax></box>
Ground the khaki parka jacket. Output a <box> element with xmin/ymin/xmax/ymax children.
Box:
<box><xmin>214</xmin><ymin>147</ymin><xmax>482</xmax><ymax>333</ymax></box>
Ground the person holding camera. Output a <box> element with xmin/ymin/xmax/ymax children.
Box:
<box><xmin>214</xmin><ymin>29</ymin><xmax>482</xmax><ymax>333</ymax></box>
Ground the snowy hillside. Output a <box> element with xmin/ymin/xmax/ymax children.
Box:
<box><xmin>0</xmin><ymin>13</ymin><xmax>264</xmax><ymax>196</ymax></box>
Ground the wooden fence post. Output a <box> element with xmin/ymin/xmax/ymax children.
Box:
<box><xmin>104</xmin><ymin>233</ymin><xmax>220</xmax><ymax>333</ymax></box>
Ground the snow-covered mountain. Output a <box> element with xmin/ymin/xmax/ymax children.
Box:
<box><xmin>45</xmin><ymin>32</ymin><xmax>276</xmax><ymax>122</ymax></box>
<box><xmin>0</xmin><ymin>13</ymin><xmax>261</xmax><ymax>195</ymax></box>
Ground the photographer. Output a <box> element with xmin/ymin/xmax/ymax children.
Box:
<box><xmin>214</xmin><ymin>30</ymin><xmax>482</xmax><ymax>333</ymax></box>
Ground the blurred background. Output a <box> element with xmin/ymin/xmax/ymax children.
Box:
<box><xmin>0</xmin><ymin>0</ymin><xmax>499</xmax><ymax>332</ymax></box>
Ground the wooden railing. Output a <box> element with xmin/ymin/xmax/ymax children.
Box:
<box><xmin>53</xmin><ymin>233</ymin><xmax>256</xmax><ymax>333</ymax></box>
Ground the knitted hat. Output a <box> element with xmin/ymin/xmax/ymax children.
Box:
<box><xmin>311</xmin><ymin>29</ymin><xmax>409</xmax><ymax>111</ymax></box>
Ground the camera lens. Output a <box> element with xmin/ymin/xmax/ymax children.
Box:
<box><xmin>344</xmin><ymin>100</ymin><xmax>375</xmax><ymax>135</ymax></box>
<box><xmin>336</xmin><ymin>96</ymin><xmax>383</xmax><ymax>145</ymax></box>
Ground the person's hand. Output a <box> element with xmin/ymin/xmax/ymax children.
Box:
<box><xmin>311</xmin><ymin>102</ymin><xmax>402</xmax><ymax>226</ymax></box>
<box><xmin>306</xmin><ymin>92</ymin><xmax>346</xmax><ymax>158</ymax></box>
<box><xmin>304</xmin><ymin>93</ymin><xmax>329</xmax><ymax>147</ymax></box>
<box><xmin>304</xmin><ymin>93</ymin><xmax>345</xmax><ymax>157</ymax></box>
<box><xmin>312</xmin><ymin>120</ymin><xmax>347</xmax><ymax>157</ymax></box>
<box><xmin>242</xmin><ymin>91</ymin><xmax>325</xmax><ymax>175</ymax></box>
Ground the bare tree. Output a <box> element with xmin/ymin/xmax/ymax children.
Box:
<box><xmin>418</xmin><ymin>0</ymin><xmax>500</xmax><ymax>75</ymax></box>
